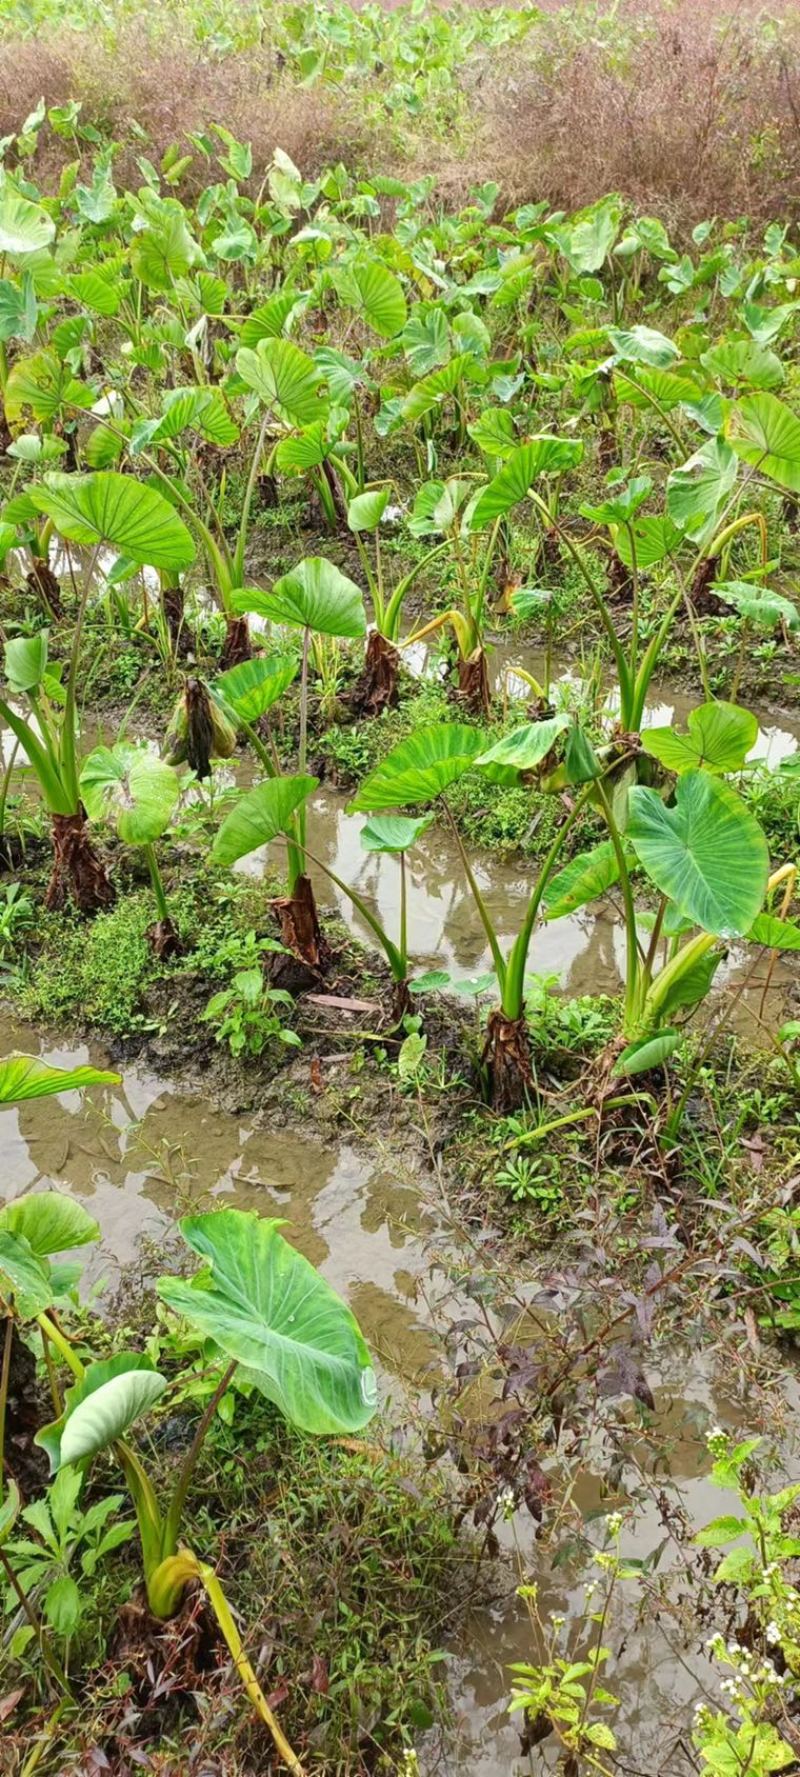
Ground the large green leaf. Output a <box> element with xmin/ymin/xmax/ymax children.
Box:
<box><xmin>347</xmin><ymin>489</ymin><xmax>390</xmax><ymax>532</ymax></box>
<box><xmin>4</xmin><ymin>631</ymin><xmax>48</xmax><ymax>693</ymax></box>
<box><xmin>0</xmin><ymin>1192</ymin><xmax>98</xmax><ymax>1256</ymax></box>
<box><xmin>212</xmin><ymin>774</ymin><xmax>317</xmax><ymax>867</ymax></box>
<box><xmin>612</xmin><ymin>1030</ymin><xmax>681</xmax><ymax>1078</ymax></box>
<box><xmin>0</xmin><ymin>1055</ymin><xmax>119</xmax><ymax>1104</ymax></box>
<box><xmin>748</xmin><ymin>913</ymin><xmax>800</xmax><ymax>951</ymax></box>
<box><xmin>714</xmin><ymin>581</ymin><xmax>800</xmax><ymax>632</ymax></box>
<box><xmin>0</xmin><ymin>191</ymin><xmax>55</xmax><ymax>257</ymax></box>
<box><xmin>80</xmin><ymin>744</ymin><xmax>179</xmax><ymax>844</ymax></box>
<box><xmin>667</xmin><ymin>438</ymin><xmax>738</xmax><ymax>545</ymax></box>
<box><xmin>0</xmin><ymin>1231</ymin><xmax>53</xmax><ymax>1315</ymax></box>
<box><xmin>348</xmin><ymin>724</ymin><xmax>486</xmax><ymax>812</ymax></box>
<box><xmin>4</xmin><ymin>350</ymin><xmax>92</xmax><ymax>425</ymax></box>
<box><xmin>701</xmin><ymin>341</ymin><xmax>784</xmax><ymax>390</ymax></box>
<box><xmin>476</xmin><ymin>714</ymin><xmax>570</xmax><ymax>772</ymax></box>
<box><xmin>0</xmin><ymin>1479</ymin><xmax>20</xmax><ymax>1548</ymax></box>
<box><xmin>29</xmin><ymin>473</ymin><xmax>196</xmax><ymax>571</ymax></box>
<box><xmin>726</xmin><ymin>392</ymin><xmax>800</xmax><ymax>492</ymax></box>
<box><xmin>234</xmin><ymin>558</ymin><xmax>365</xmax><ymax>638</ymax></box>
<box><xmin>336</xmin><ymin>258</ymin><xmax>407</xmax><ymax>339</ymax></box>
<box><xmin>470</xmin><ymin>438</ymin><xmax>583</xmax><ymax>530</ymax></box>
<box><xmin>542</xmin><ymin>840</ymin><xmax>622</xmax><ymax>920</ymax></box>
<box><xmin>607</xmin><ymin>325</ymin><xmax>679</xmax><ymax>368</ymax></box>
<box><xmin>360</xmin><ymin>813</ymin><xmax>434</xmax><ymax>853</ymax></box>
<box><xmin>212</xmin><ymin>655</ymin><xmax>298</xmax><ymax>724</ymax></box>
<box><xmin>553</xmin><ymin>196</ymin><xmax>621</xmax><ymax>273</ymax></box>
<box><xmin>627</xmin><ymin>772</ymin><xmax>769</xmax><ymax>937</ymax></box>
<box><xmin>400</xmin><ymin>353</ymin><xmax>479</xmax><ymax>426</ymax></box>
<box><xmin>37</xmin><ymin>1354</ymin><xmax>167</xmax><ymax>1472</ymax></box>
<box><xmin>641</xmin><ymin>701</ymin><xmax>758</xmax><ymax>775</ymax></box>
<box><xmin>235</xmin><ymin>338</ymin><xmax>325</xmax><ymax>426</ymax></box>
<box><xmin>157</xmin><ymin>1210</ymin><xmax>377</xmax><ymax>1436</ymax></box>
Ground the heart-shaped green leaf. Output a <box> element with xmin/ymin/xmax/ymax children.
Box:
<box><xmin>642</xmin><ymin>701</ymin><xmax>758</xmax><ymax>775</ymax></box>
<box><xmin>349</xmin><ymin>724</ymin><xmax>486</xmax><ymax>812</ymax></box>
<box><xmin>360</xmin><ymin>813</ymin><xmax>434</xmax><ymax>853</ymax></box>
<box><xmin>470</xmin><ymin>438</ymin><xmax>583</xmax><ymax>530</ymax></box>
<box><xmin>543</xmin><ymin>840</ymin><xmax>623</xmax><ymax>920</ymax></box>
<box><xmin>212</xmin><ymin>774</ymin><xmax>317</xmax><ymax>867</ymax></box>
<box><xmin>212</xmin><ymin>655</ymin><xmax>298</xmax><ymax>724</ymax></box>
<box><xmin>80</xmin><ymin>744</ymin><xmax>179</xmax><ymax>844</ymax></box>
<box><xmin>29</xmin><ymin>472</ymin><xmax>196</xmax><ymax>571</ymax></box>
<box><xmin>476</xmin><ymin>714</ymin><xmax>570</xmax><ymax>771</ymax></box>
<box><xmin>234</xmin><ymin>558</ymin><xmax>366</xmax><ymax>638</ymax></box>
<box><xmin>236</xmin><ymin>338</ymin><xmax>325</xmax><ymax>426</ymax></box>
<box><xmin>36</xmin><ymin>1353</ymin><xmax>167</xmax><ymax>1472</ymax></box>
<box><xmin>726</xmin><ymin>392</ymin><xmax>800</xmax><ymax>492</ymax></box>
<box><xmin>158</xmin><ymin>1210</ymin><xmax>377</xmax><ymax>1436</ymax></box>
<box><xmin>627</xmin><ymin>772</ymin><xmax>768</xmax><ymax>937</ymax></box>
<box><xmin>0</xmin><ymin>1055</ymin><xmax>120</xmax><ymax>1104</ymax></box>
<box><xmin>0</xmin><ymin>1192</ymin><xmax>98</xmax><ymax>1256</ymax></box>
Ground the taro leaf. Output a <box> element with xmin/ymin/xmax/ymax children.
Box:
<box><xmin>234</xmin><ymin>558</ymin><xmax>366</xmax><ymax>639</ymax></box>
<box><xmin>0</xmin><ymin>1055</ymin><xmax>119</xmax><ymax>1104</ymax></box>
<box><xmin>409</xmin><ymin>970</ymin><xmax>451</xmax><ymax>994</ymax></box>
<box><xmin>470</xmin><ymin>438</ymin><xmax>583</xmax><ymax>530</ymax></box>
<box><xmin>0</xmin><ymin>1479</ymin><xmax>20</xmax><ymax>1548</ymax></box>
<box><xmin>80</xmin><ymin>744</ymin><xmax>179</xmax><ymax>844</ymax></box>
<box><xmin>36</xmin><ymin>1354</ymin><xmax>167</xmax><ymax>1473</ymax></box>
<box><xmin>4</xmin><ymin>350</ymin><xmax>92</xmax><ymax>426</ymax></box>
<box><xmin>666</xmin><ymin>437</ymin><xmax>738</xmax><ymax>545</ymax></box>
<box><xmin>212</xmin><ymin>655</ymin><xmax>298</xmax><ymax>724</ymax></box>
<box><xmin>0</xmin><ymin>1231</ymin><xmax>53</xmax><ymax>1315</ymax></box>
<box><xmin>641</xmin><ymin>701</ymin><xmax>758</xmax><ymax>775</ymax></box>
<box><xmin>29</xmin><ymin>472</ymin><xmax>196</xmax><ymax>571</ymax></box>
<box><xmin>612</xmin><ymin>1029</ymin><xmax>681</xmax><ymax>1078</ymax></box>
<box><xmin>4</xmin><ymin>631</ymin><xmax>48</xmax><ymax>693</ymax></box>
<box><xmin>0</xmin><ymin>192</ymin><xmax>55</xmax><ymax>257</ymax></box>
<box><xmin>609</xmin><ymin>514</ymin><xmax>682</xmax><ymax>570</ymax></box>
<box><xmin>700</xmin><ymin>341</ymin><xmax>784</xmax><ymax>390</ymax></box>
<box><xmin>476</xmin><ymin>714</ymin><xmax>570</xmax><ymax>772</ymax></box>
<box><xmin>212</xmin><ymin>774</ymin><xmax>317</xmax><ymax>867</ymax></box>
<box><xmin>347</xmin><ymin>488</ymin><xmax>389</xmax><ymax>532</ymax></box>
<box><xmin>235</xmin><ymin>338</ymin><xmax>325</xmax><ymax>426</ymax></box>
<box><xmin>0</xmin><ymin>1193</ymin><xmax>98</xmax><ymax>1257</ymax></box>
<box><xmin>542</xmin><ymin>840</ymin><xmax>622</xmax><ymax>921</ymax></box>
<box><xmin>360</xmin><ymin>813</ymin><xmax>434</xmax><ymax>853</ymax></box>
<box><xmin>348</xmin><ymin>724</ymin><xmax>486</xmax><ymax>812</ymax></box>
<box><xmin>275</xmin><ymin>424</ymin><xmax>329</xmax><ymax>473</ymax></box>
<box><xmin>656</xmin><ymin>945</ymin><xmax>724</xmax><ymax>1020</ymax></box>
<box><xmin>748</xmin><ymin>913</ymin><xmax>800</xmax><ymax>951</ymax></box>
<box><xmin>553</xmin><ymin>196</ymin><xmax>621</xmax><ymax>273</ymax></box>
<box><xmin>335</xmin><ymin>258</ymin><xmax>407</xmax><ymax>340</ymax></box>
<box><xmin>607</xmin><ymin>325</ymin><xmax>680</xmax><ymax>368</ymax></box>
<box><xmin>726</xmin><ymin>392</ymin><xmax>800</xmax><ymax>492</ymax></box>
<box><xmin>713</xmin><ymin>580</ymin><xmax>800</xmax><ymax>632</ymax></box>
<box><xmin>564</xmin><ymin>724</ymin><xmax>601</xmax><ymax>784</ymax></box>
<box><xmin>157</xmin><ymin>1210</ymin><xmax>378</xmax><ymax>1435</ymax></box>
<box><xmin>627</xmin><ymin>771</ymin><xmax>769</xmax><ymax>937</ymax></box>
<box><xmin>400</xmin><ymin>353</ymin><xmax>480</xmax><ymax>425</ymax></box>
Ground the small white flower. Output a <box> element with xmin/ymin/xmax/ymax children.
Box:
<box><xmin>605</xmin><ymin>1511</ymin><xmax>623</xmax><ymax>1537</ymax></box>
<box><xmin>766</xmin><ymin>1622</ymin><xmax>781</xmax><ymax>1644</ymax></box>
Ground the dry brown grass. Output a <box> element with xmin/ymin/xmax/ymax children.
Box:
<box><xmin>0</xmin><ymin>1</ymin><xmax>798</xmax><ymax>229</ymax></box>
<box><xmin>481</xmin><ymin>0</ymin><xmax>800</xmax><ymax>228</ymax></box>
<box><xmin>0</xmin><ymin>29</ymin><xmax>360</xmax><ymax>193</ymax></box>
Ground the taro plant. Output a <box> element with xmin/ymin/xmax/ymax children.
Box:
<box><xmin>34</xmin><ymin>1207</ymin><xmax>378</xmax><ymax>1774</ymax></box>
<box><xmin>539</xmin><ymin>701</ymin><xmax>800</xmax><ymax>1092</ymax></box>
<box><xmin>0</xmin><ymin>470</ymin><xmax>195</xmax><ymax>911</ymax></box>
<box><xmin>346</xmin><ymin>486</ymin><xmax>448</xmax><ymax>713</ymax></box>
<box><xmin>79</xmin><ymin>742</ymin><xmax>182</xmax><ymax>956</ymax></box>
<box><xmin>219</xmin><ymin>557</ymin><xmax>366</xmax><ymax>963</ymax></box>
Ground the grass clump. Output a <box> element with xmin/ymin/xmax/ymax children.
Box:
<box><xmin>18</xmin><ymin>894</ymin><xmax>159</xmax><ymax>1035</ymax></box>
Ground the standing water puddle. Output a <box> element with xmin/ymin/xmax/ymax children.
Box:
<box><xmin>1</xmin><ymin>1012</ymin><xmax>799</xmax><ymax>1772</ymax></box>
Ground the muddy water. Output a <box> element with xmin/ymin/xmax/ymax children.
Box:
<box><xmin>2</xmin><ymin>1010</ymin><xmax>799</xmax><ymax>1773</ymax></box>
<box><xmin>234</xmin><ymin>786</ymin><xmax>796</xmax><ymax>1036</ymax></box>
